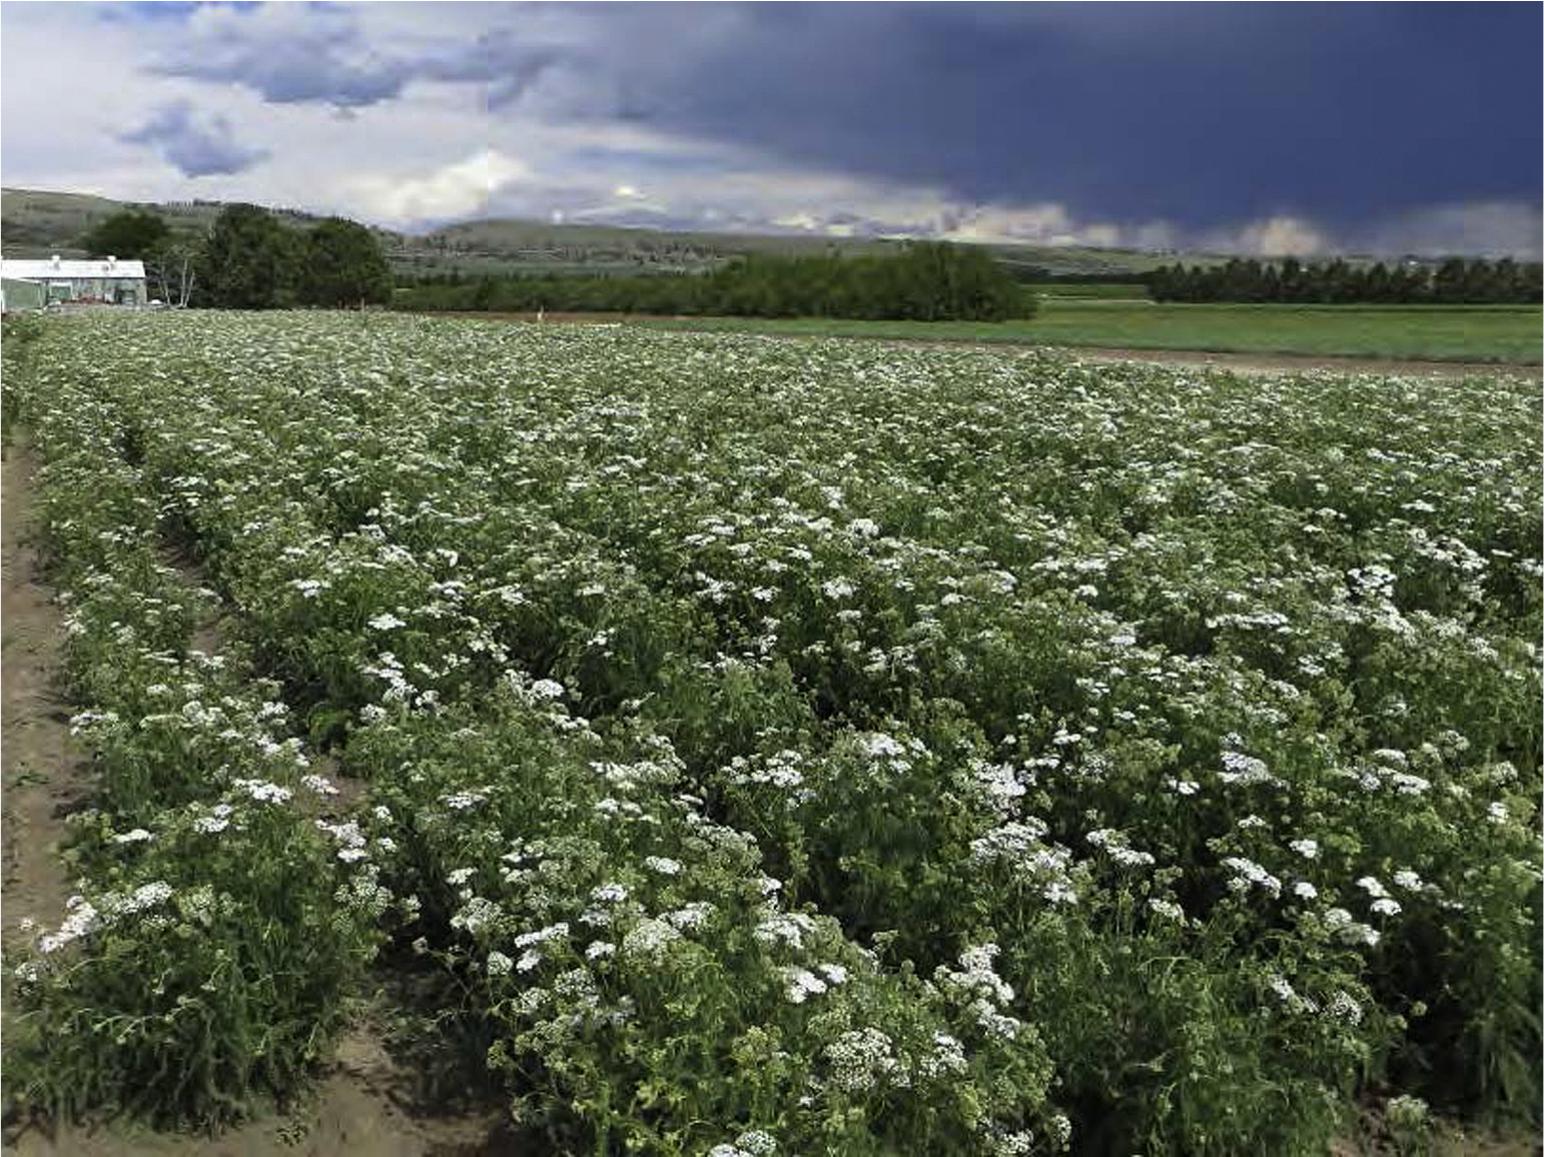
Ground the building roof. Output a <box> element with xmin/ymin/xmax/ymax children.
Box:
<box><xmin>0</xmin><ymin>257</ymin><xmax>147</xmax><ymax>280</ymax></box>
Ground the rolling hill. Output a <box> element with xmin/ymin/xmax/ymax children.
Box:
<box><xmin>1</xmin><ymin>186</ymin><xmax>1196</xmax><ymax>281</ymax></box>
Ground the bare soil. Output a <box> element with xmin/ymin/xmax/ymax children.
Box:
<box><xmin>6</xmin><ymin>1031</ymin><xmax>507</xmax><ymax>1156</ymax></box>
<box><xmin>1</xmin><ymin>433</ymin><xmax>508</xmax><ymax>1156</ymax></box>
<box><xmin>2</xmin><ymin>435</ymin><xmax>89</xmax><ymax>940</ymax></box>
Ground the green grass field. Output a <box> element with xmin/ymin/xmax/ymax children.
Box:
<box><xmin>636</xmin><ymin>301</ymin><xmax>1542</xmax><ymax>363</ymax></box>
<box><xmin>1023</xmin><ymin>282</ymin><xmax>1152</xmax><ymax>299</ymax></box>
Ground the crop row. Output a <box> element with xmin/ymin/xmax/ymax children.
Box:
<box><xmin>6</xmin><ymin>312</ymin><xmax>1540</xmax><ymax>1153</ymax></box>
<box><xmin>6</xmin><ymin>320</ymin><xmax>1064</xmax><ymax>1151</ymax></box>
<box><xmin>4</xmin><ymin>320</ymin><xmax>382</xmax><ymax>1125</ymax></box>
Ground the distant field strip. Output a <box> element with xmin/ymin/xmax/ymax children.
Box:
<box><xmin>637</xmin><ymin>301</ymin><xmax>1543</xmax><ymax>363</ymax></box>
<box><xmin>1023</xmin><ymin>283</ymin><xmax>1153</xmax><ymax>300</ymax></box>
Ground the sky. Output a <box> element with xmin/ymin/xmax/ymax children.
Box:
<box><xmin>2</xmin><ymin>2</ymin><xmax>1540</xmax><ymax>256</ymax></box>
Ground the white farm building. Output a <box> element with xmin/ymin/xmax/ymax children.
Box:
<box><xmin>1</xmin><ymin>255</ymin><xmax>147</xmax><ymax>310</ymax></box>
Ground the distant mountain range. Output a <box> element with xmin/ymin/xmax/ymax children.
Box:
<box><xmin>1</xmin><ymin>186</ymin><xmax>1196</xmax><ymax>280</ymax></box>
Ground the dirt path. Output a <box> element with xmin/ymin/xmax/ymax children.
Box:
<box><xmin>8</xmin><ymin>1035</ymin><xmax>505</xmax><ymax>1157</ymax></box>
<box><xmin>2</xmin><ymin>433</ymin><xmax>87</xmax><ymax>940</ymax></box>
<box><xmin>1</xmin><ymin>433</ymin><xmax>506</xmax><ymax>1157</ymax></box>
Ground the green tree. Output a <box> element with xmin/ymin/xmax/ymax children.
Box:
<box><xmin>470</xmin><ymin>276</ymin><xmax>495</xmax><ymax>310</ymax></box>
<box><xmin>1364</xmin><ymin>262</ymin><xmax>1392</xmax><ymax>303</ymax></box>
<box><xmin>1432</xmin><ymin>257</ymin><xmax>1469</xmax><ymax>304</ymax></box>
<box><xmin>79</xmin><ymin>210</ymin><xmax>170</xmax><ymax>259</ymax></box>
<box><xmin>301</xmin><ymin>218</ymin><xmax>393</xmax><ymax>308</ymax></box>
<box><xmin>198</xmin><ymin>205</ymin><xmax>296</xmax><ymax>309</ymax></box>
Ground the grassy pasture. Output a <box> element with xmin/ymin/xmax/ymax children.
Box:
<box><xmin>1023</xmin><ymin>282</ymin><xmax>1152</xmax><ymax>299</ymax></box>
<box><xmin>635</xmin><ymin>301</ymin><xmax>1542</xmax><ymax>363</ymax></box>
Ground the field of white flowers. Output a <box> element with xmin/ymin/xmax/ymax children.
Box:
<box><xmin>3</xmin><ymin>311</ymin><xmax>1539</xmax><ymax>1154</ymax></box>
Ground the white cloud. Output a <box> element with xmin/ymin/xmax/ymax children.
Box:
<box><xmin>1224</xmin><ymin>216</ymin><xmax>1330</xmax><ymax>257</ymax></box>
<box><xmin>1354</xmin><ymin>201</ymin><xmax>1542</xmax><ymax>258</ymax></box>
<box><xmin>773</xmin><ymin>212</ymin><xmax>821</xmax><ymax>232</ymax></box>
<box><xmin>937</xmin><ymin>204</ymin><xmax>1129</xmax><ymax>248</ymax></box>
<box><xmin>349</xmin><ymin>150</ymin><xmax>529</xmax><ymax>225</ymax></box>
<box><xmin>1</xmin><ymin>6</ymin><xmax>1537</xmax><ymax>261</ymax></box>
<box><xmin>1189</xmin><ymin>205</ymin><xmax>1541</xmax><ymax>260</ymax></box>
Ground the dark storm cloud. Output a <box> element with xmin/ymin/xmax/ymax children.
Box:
<box><xmin>412</xmin><ymin>30</ymin><xmax>564</xmax><ymax>109</ymax></box>
<box><xmin>148</xmin><ymin>3</ymin><xmax>565</xmax><ymax>110</ymax></box>
<box><xmin>121</xmin><ymin>100</ymin><xmax>268</xmax><ymax>177</ymax></box>
<box><xmin>567</xmin><ymin>3</ymin><xmax>1540</xmax><ymax>236</ymax></box>
<box><xmin>138</xmin><ymin>2</ymin><xmax>1540</xmax><ymax>243</ymax></box>
<box><xmin>148</xmin><ymin>4</ymin><xmax>412</xmax><ymax>107</ymax></box>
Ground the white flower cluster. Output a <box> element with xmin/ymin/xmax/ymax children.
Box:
<box><xmin>451</xmin><ymin>897</ymin><xmax>503</xmax><ymax>936</ymax></box>
<box><xmin>707</xmin><ymin>1130</ymin><xmax>778</xmax><ymax>1157</ymax></box>
<box><xmin>1324</xmin><ymin>907</ymin><xmax>1381</xmax><ymax>948</ymax></box>
<box><xmin>781</xmin><ymin>962</ymin><xmax>848</xmax><ymax>1005</ymax></box>
<box><xmin>193</xmin><ymin>802</ymin><xmax>236</xmax><ymax>834</ymax></box>
<box><xmin>1222</xmin><ymin>856</ymin><xmax>1282</xmax><ymax>899</ymax></box>
<box><xmin>755</xmin><ymin>911</ymin><xmax>819</xmax><ymax>949</ymax></box>
<box><xmin>725</xmin><ymin>749</ymin><xmax>808</xmax><ymax>796</ymax></box>
<box><xmin>442</xmin><ymin>788</ymin><xmax>489</xmax><ymax>811</ymax></box>
<box><xmin>972</xmin><ymin>760</ymin><xmax>1028</xmax><ymax>815</ymax></box>
<box><xmin>1219</xmin><ymin>750</ymin><xmax>1281</xmax><ymax>788</ymax></box>
<box><xmin>1085</xmin><ymin>827</ymin><xmax>1156</xmax><ymax>869</ymax></box>
<box><xmin>969</xmin><ymin>819</ymin><xmax>1080</xmax><ymax>905</ymax></box>
<box><xmin>664</xmin><ymin>902</ymin><xmax>715</xmax><ymax>931</ymax></box>
<box><xmin>934</xmin><ymin>944</ymin><xmax>1023</xmax><ymax>1041</ymax></box>
<box><xmin>621</xmin><ymin>918</ymin><xmax>682</xmax><ymax>962</ymax></box>
<box><xmin>35</xmin><ymin>881</ymin><xmax>175</xmax><ymax>955</ymax></box>
<box><xmin>1267</xmin><ymin>973</ymin><xmax>1320</xmax><ymax>1015</ymax></box>
<box><xmin>232</xmin><ymin>778</ymin><xmax>293</xmax><ymax>804</ymax></box>
<box><xmin>823</xmin><ymin>1027</ymin><xmax>903</xmax><ymax>1093</ymax></box>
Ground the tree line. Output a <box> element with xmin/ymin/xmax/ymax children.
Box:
<box><xmin>80</xmin><ymin>205</ymin><xmax>393</xmax><ymax>309</ymax></box>
<box><xmin>395</xmin><ymin>243</ymin><xmax>1034</xmax><ymax>321</ymax></box>
<box><xmin>1149</xmin><ymin>256</ymin><xmax>1543</xmax><ymax>304</ymax></box>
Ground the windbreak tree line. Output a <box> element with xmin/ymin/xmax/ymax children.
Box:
<box><xmin>1150</xmin><ymin>256</ymin><xmax>1543</xmax><ymax>304</ymax></box>
<box><xmin>79</xmin><ymin>205</ymin><xmax>393</xmax><ymax>310</ymax></box>
<box><xmin>197</xmin><ymin>206</ymin><xmax>393</xmax><ymax>309</ymax></box>
<box><xmin>397</xmin><ymin>243</ymin><xmax>1035</xmax><ymax>321</ymax></box>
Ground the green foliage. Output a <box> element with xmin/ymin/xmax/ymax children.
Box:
<box><xmin>301</xmin><ymin>217</ymin><xmax>392</xmax><ymax>308</ymax></box>
<box><xmin>6</xmin><ymin>313</ymin><xmax>1538</xmax><ymax>1150</ymax></box>
<box><xmin>702</xmin><ymin>243</ymin><xmax>1031</xmax><ymax>321</ymax></box>
<box><xmin>6</xmin><ymin>342</ymin><xmax>384</xmax><ymax>1128</ymax></box>
<box><xmin>1151</xmin><ymin>257</ymin><xmax>1543</xmax><ymax>304</ymax></box>
<box><xmin>397</xmin><ymin>242</ymin><xmax>1034</xmax><ymax>322</ymax></box>
<box><xmin>9</xmin><ymin>802</ymin><xmax>381</xmax><ymax>1128</ymax></box>
<box><xmin>198</xmin><ymin>204</ymin><xmax>299</xmax><ymax>309</ymax></box>
<box><xmin>78</xmin><ymin>210</ymin><xmax>170</xmax><ymax>259</ymax></box>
